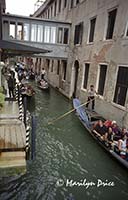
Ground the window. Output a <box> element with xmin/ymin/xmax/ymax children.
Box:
<box><xmin>50</xmin><ymin>27</ymin><xmax>56</xmax><ymax>43</ymax></box>
<box><xmin>62</xmin><ymin>60</ymin><xmax>67</xmax><ymax>80</ymax></box>
<box><xmin>89</xmin><ymin>17</ymin><xmax>96</xmax><ymax>43</ymax></box>
<box><xmin>57</xmin><ymin>27</ymin><xmax>63</xmax><ymax>43</ymax></box>
<box><xmin>58</xmin><ymin>0</ymin><xmax>61</xmax><ymax>13</ymax></box>
<box><xmin>76</xmin><ymin>0</ymin><xmax>79</xmax><ymax>5</ymax></box>
<box><xmin>44</xmin><ymin>26</ymin><xmax>50</xmax><ymax>43</ymax></box>
<box><xmin>17</xmin><ymin>23</ymin><xmax>23</xmax><ymax>40</ymax></box>
<box><xmin>83</xmin><ymin>63</ymin><xmax>90</xmax><ymax>89</ymax></box>
<box><xmin>46</xmin><ymin>59</ymin><xmax>50</xmax><ymax>71</ymax></box>
<box><xmin>126</xmin><ymin>28</ymin><xmax>128</xmax><ymax>37</ymax></box>
<box><xmin>70</xmin><ymin>0</ymin><xmax>74</xmax><ymax>9</ymax></box>
<box><xmin>125</xmin><ymin>22</ymin><xmax>128</xmax><ymax>37</ymax></box>
<box><xmin>97</xmin><ymin>65</ymin><xmax>107</xmax><ymax>96</ymax></box>
<box><xmin>57</xmin><ymin>60</ymin><xmax>60</xmax><ymax>75</ymax></box>
<box><xmin>113</xmin><ymin>66</ymin><xmax>128</xmax><ymax>106</ymax></box>
<box><xmin>31</xmin><ymin>24</ymin><xmax>37</xmax><ymax>42</ymax></box>
<box><xmin>24</xmin><ymin>23</ymin><xmax>29</xmax><ymax>41</ymax></box>
<box><xmin>64</xmin><ymin>0</ymin><xmax>67</xmax><ymax>8</ymax></box>
<box><xmin>51</xmin><ymin>60</ymin><xmax>54</xmax><ymax>72</ymax></box>
<box><xmin>106</xmin><ymin>8</ymin><xmax>117</xmax><ymax>40</ymax></box>
<box><xmin>54</xmin><ymin>1</ymin><xmax>57</xmax><ymax>16</ymax></box>
<box><xmin>37</xmin><ymin>25</ymin><xmax>43</xmax><ymax>42</ymax></box>
<box><xmin>9</xmin><ymin>22</ymin><xmax>16</xmax><ymax>39</ymax></box>
<box><xmin>74</xmin><ymin>22</ymin><xmax>83</xmax><ymax>45</ymax></box>
<box><xmin>63</xmin><ymin>28</ymin><xmax>69</xmax><ymax>44</ymax></box>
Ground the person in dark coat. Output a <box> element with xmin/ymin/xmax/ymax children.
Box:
<box><xmin>7</xmin><ymin>74</ymin><xmax>16</xmax><ymax>98</ymax></box>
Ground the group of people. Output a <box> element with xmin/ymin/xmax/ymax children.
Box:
<box><xmin>21</xmin><ymin>83</ymin><xmax>35</xmax><ymax>97</ymax></box>
<box><xmin>85</xmin><ymin>84</ymin><xmax>128</xmax><ymax>160</ymax></box>
<box><xmin>93</xmin><ymin>119</ymin><xmax>128</xmax><ymax>160</ymax></box>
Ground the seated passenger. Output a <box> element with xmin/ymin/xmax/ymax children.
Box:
<box><xmin>93</xmin><ymin>120</ymin><xmax>108</xmax><ymax>141</ymax></box>
<box><xmin>104</xmin><ymin>120</ymin><xmax>112</xmax><ymax>128</ymax></box>
<box><xmin>118</xmin><ymin>134</ymin><xmax>128</xmax><ymax>160</ymax></box>
<box><xmin>107</xmin><ymin>127</ymin><xmax>114</xmax><ymax>143</ymax></box>
<box><xmin>40</xmin><ymin>79</ymin><xmax>46</xmax><ymax>87</ymax></box>
<box><xmin>111</xmin><ymin>121</ymin><xmax>121</xmax><ymax>141</ymax></box>
<box><xmin>121</xmin><ymin>127</ymin><xmax>128</xmax><ymax>137</ymax></box>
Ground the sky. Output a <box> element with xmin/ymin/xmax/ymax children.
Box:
<box><xmin>6</xmin><ymin>0</ymin><xmax>38</xmax><ymax>16</ymax></box>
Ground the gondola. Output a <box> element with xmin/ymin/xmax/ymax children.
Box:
<box><xmin>38</xmin><ymin>85</ymin><xmax>49</xmax><ymax>91</ymax></box>
<box><xmin>38</xmin><ymin>80</ymin><xmax>49</xmax><ymax>91</ymax></box>
<box><xmin>73</xmin><ymin>98</ymin><xmax>128</xmax><ymax>170</ymax></box>
<box><xmin>21</xmin><ymin>84</ymin><xmax>35</xmax><ymax>99</ymax></box>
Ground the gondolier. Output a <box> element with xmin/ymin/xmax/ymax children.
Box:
<box><xmin>41</xmin><ymin>68</ymin><xmax>46</xmax><ymax>80</ymax></box>
<box><xmin>86</xmin><ymin>85</ymin><xmax>97</xmax><ymax>110</ymax></box>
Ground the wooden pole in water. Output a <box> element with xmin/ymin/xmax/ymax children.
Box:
<box><xmin>31</xmin><ymin>115</ymin><xmax>37</xmax><ymax>160</ymax></box>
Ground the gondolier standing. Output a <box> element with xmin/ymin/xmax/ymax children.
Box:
<box><xmin>86</xmin><ymin>85</ymin><xmax>97</xmax><ymax>111</ymax></box>
<box><xmin>41</xmin><ymin>68</ymin><xmax>46</xmax><ymax>80</ymax></box>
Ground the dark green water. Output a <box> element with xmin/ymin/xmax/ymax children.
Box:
<box><xmin>0</xmin><ymin>85</ymin><xmax>128</xmax><ymax>200</ymax></box>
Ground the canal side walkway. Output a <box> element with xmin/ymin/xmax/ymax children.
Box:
<box><xmin>0</xmin><ymin>100</ymin><xmax>26</xmax><ymax>175</ymax></box>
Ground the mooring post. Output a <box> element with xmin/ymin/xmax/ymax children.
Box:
<box><xmin>23</xmin><ymin>96</ymin><xmax>27</xmax><ymax>128</ymax></box>
<box><xmin>31</xmin><ymin>115</ymin><xmax>37</xmax><ymax>160</ymax></box>
<box><xmin>18</xmin><ymin>83</ymin><xmax>20</xmax><ymax>104</ymax></box>
<box><xmin>19</xmin><ymin>94</ymin><xmax>23</xmax><ymax>121</ymax></box>
<box><xmin>15</xmin><ymin>83</ymin><xmax>19</xmax><ymax>103</ymax></box>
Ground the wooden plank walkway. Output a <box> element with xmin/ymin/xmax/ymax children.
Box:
<box><xmin>0</xmin><ymin>101</ymin><xmax>19</xmax><ymax>119</ymax></box>
<box><xmin>0</xmin><ymin>119</ymin><xmax>26</xmax><ymax>151</ymax></box>
<box><xmin>0</xmin><ymin>101</ymin><xmax>27</xmax><ymax>174</ymax></box>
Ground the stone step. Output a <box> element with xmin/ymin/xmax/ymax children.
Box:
<box><xmin>0</xmin><ymin>152</ymin><xmax>26</xmax><ymax>168</ymax></box>
<box><xmin>0</xmin><ymin>152</ymin><xmax>25</xmax><ymax>161</ymax></box>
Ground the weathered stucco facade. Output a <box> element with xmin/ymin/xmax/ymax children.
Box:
<box><xmin>33</xmin><ymin>0</ymin><xmax>128</xmax><ymax>127</ymax></box>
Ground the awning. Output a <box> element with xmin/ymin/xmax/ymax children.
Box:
<box><xmin>0</xmin><ymin>40</ymin><xmax>51</xmax><ymax>56</ymax></box>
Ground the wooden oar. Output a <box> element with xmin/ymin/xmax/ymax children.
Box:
<box><xmin>48</xmin><ymin>97</ymin><xmax>95</xmax><ymax>125</ymax></box>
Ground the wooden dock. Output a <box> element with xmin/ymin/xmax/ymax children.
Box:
<box><xmin>0</xmin><ymin>101</ymin><xmax>27</xmax><ymax>175</ymax></box>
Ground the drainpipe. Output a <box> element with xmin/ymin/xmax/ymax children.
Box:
<box><xmin>0</xmin><ymin>3</ymin><xmax>2</xmax><ymax>61</ymax></box>
<box><xmin>0</xmin><ymin>3</ymin><xmax>2</xmax><ymax>40</ymax></box>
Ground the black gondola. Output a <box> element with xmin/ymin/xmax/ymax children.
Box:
<box><xmin>38</xmin><ymin>79</ymin><xmax>49</xmax><ymax>91</ymax></box>
<box><xmin>21</xmin><ymin>84</ymin><xmax>35</xmax><ymax>99</ymax></box>
<box><xmin>73</xmin><ymin>98</ymin><xmax>128</xmax><ymax>170</ymax></box>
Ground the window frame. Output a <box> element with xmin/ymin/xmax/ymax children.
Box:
<box><xmin>96</xmin><ymin>63</ymin><xmax>108</xmax><ymax>97</ymax></box>
<box><xmin>58</xmin><ymin>0</ymin><xmax>62</xmax><ymax>13</ymax></box>
<box><xmin>81</xmin><ymin>63</ymin><xmax>90</xmax><ymax>90</ymax></box>
<box><xmin>105</xmin><ymin>7</ymin><xmax>118</xmax><ymax>40</ymax></box>
<box><xmin>124</xmin><ymin>21</ymin><xmax>128</xmax><ymax>38</ymax></box>
<box><xmin>57</xmin><ymin>60</ymin><xmax>60</xmax><ymax>75</ymax></box>
<box><xmin>113</xmin><ymin>65</ymin><xmax>128</xmax><ymax>107</ymax></box>
<box><xmin>64</xmin><ymin>0</ymin><xmax>67</xmax><ymax>8</ymax></box>
<box><xmin>87</xmin><ymin>16</ymin><xmax>96</xmax><ymax>44</ymax></box>
<box><xmin>62</xmin><ymin>60</ymin><xmax>67</xmax><ymax>81</ymax></box>
<box><xmin>51</xmin><ymin>60</ymin><xmax>54</xmax><ymax>72</ymax></box>
<box><xmin>74</xmin><ymin>22</ymin><xmax>84</xmax><ymax>45</ymax></box>
<box><xmin>76</xmin><ymin>0</ymin><xmax>80</xmax><ymax>5</ymax></box>
<box><xmin>70</xmin><ymin>0</ymin><xmax>74</xmax><ymax>9</ymax></box>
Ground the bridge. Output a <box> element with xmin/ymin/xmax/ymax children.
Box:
<box><xmin>1</xmin><ymin>13</ymin><xmax>71</xmax><ymax>59</ymax></box>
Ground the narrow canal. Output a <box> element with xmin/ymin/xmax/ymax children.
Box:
<box><xmin>0</xmin><ymin>84</ymin><xmax>128</xmax><ymax>200</ymax></box>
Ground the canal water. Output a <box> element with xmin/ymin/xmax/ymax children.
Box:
<box><xmin>0</xmin><ymin>84</ymin><xmax>128</xmax><ymax>200</ymax></box>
